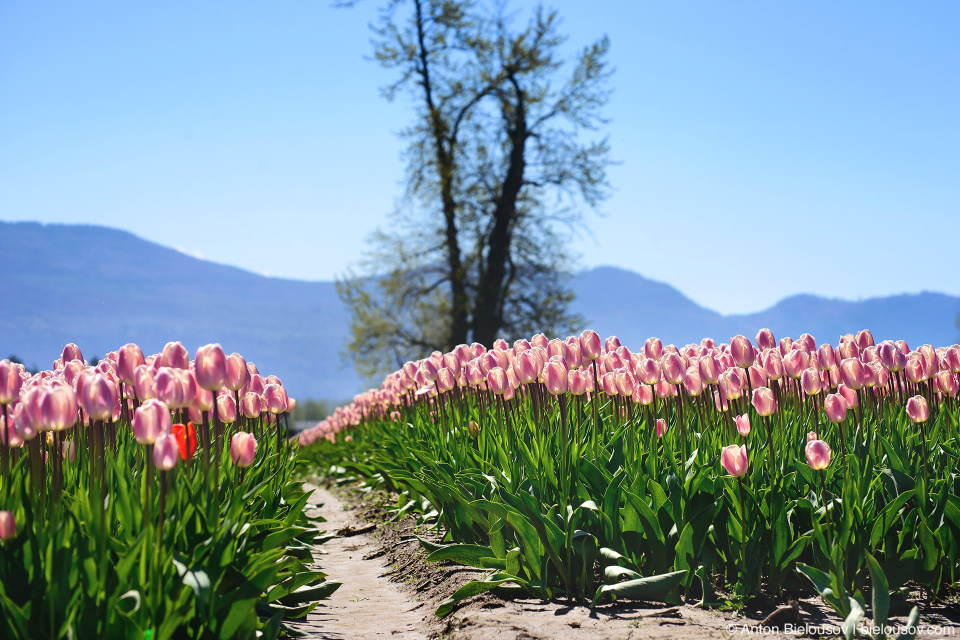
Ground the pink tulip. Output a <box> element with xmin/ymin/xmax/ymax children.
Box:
<box><xmin>698</xmin><ymin>355</ymin><xmax>721</xmax><ymax>385</ymax></box>
<box><xmin>748</xmin><ymin>365</ymin><xmax>767</xmax><ymax>389</ymax></box>
<box><xmin>655</xmin><ymin>418</ymin><xmax>667</xmax><ymax>437</ymax></box>
<box><xmin>762</xmin><ymin>350</ymin><xmax>784</xmax><ymax>381</ymax></box>
<box><xmin>730</xmin><ymin>335</ymin><xmax>755</xmax><ymax>368</ymax></box>
<box><xmin>487</xmin><ymin>367</ymin><xmax>509</xmax><ymax>395</ymax></box>
<box><xmin>660</xmin><ymin>353</ymin><xmax>683</xmax><ymax>385</ymax></box>
<box><xmin>155</xmin><ymin>367</ymin><xmax>188</xmax><ymax>409</ymax></box>
<box><xmin>905</xmin><ymin>357</ymin><xmax>925</xmax><ymax>384</ymax></box>
<box><xmin>879</xmin><ymin>342</ymin><xmax>907</xmax><ymax>373</ymax></box>
<box><xmin>262</xmin><ymin>384</ymin><xmax>287</xmax><ymax>414</ymax></box>
<box><xmin>240</xmin><ymin>392</ymin><xmax>262</xmax><ymax>418</ymax></box>
<box><xmin>839</xmin><ymin>358</ymin><xmax>865</xmax><ymax>390</ymax></box>
<box><xmin>224</xmin><ymin>353</ymin><xmax>249</xmax><ymax>391</ymax></box>
<box><xmin>807</xmin><ymin>431</ymin><xmax>818</xmax><ymax>441</ymax></box>
<box><xmin>513</xmin><ymin>351</ymin><xmax>539</xmax><ymax>385</ymax></box>
<box><xmin>855</xmin><ymin>329</ymin><xmax>874</xmax><ymax>349</ymax></box>
<box><xmin>756</xmin><ymin>328</ymin><xmax>776</xmax><ymax>351</ymax></box>
<box><xmin>0</xmin><ymin>511</ymin><xmax>15</xmax><ymax>540</ymax></box>
<box><xmin>944</xmin><ymin>347</ymin><xmax>960</xmax><ymax>374</ymax></box>
<box><xmin>435</xmin><ymin>368</ymin><xmax>455</xmax><ymax>393</ymax></box>
<box><xmin>601</xmin><ymin>372</ymin><xmax>618</xmax><ymax>396</ymax></box>
<box><xmin>61</xmin><ymin>439</ymin><xmax>76</xmax><ymax>462</ymax></box>
<box><xmin>632</xmin><ymin>384</ymin><xmax>654</xmax><ymax>406</ymax></box>
<box><xmin>655</xmin><ymin>379</ymin><xmax>677</xmax><ymax>398</ymax></box>
<box><xmin>161</xmin><ymin>341</ymin><xmax>189</xmax><ymax>369</ymax></box>
<box><xmin>823</xmin><ymin>393</ymin><xmax>847</xmax><ymax>423</ymax></box>
<box><xmin>615</xmin><ymin>370</ymin><xmax>637</xmax><ymax>397</ymax></box>
<box><xmin>79</xmin><ymin>373</ymin><xmax>117</xmax><ymax>422</ymax></box>
<box><xmin>13</xmin><ymin>387</ymin><xmax>41</xmax><ymax>441</ymax></box>
<box><xmin>133</xmin><ymin>399</ymin><xmax>172</xmax><ymax>445</ymax></box>
<box><xmin>40</xmin><ymin>384</ymin><xmax>78</xmax><ymax>431</ymax></box>
<box><xmin>636</xmin><ymin>358</ymin><xmax>660</xmax><ymax>385</ymax></box>
<box><xmin>62</xmin><ymin>343</ymin><xmax>83</xmax><ymax>364</ymax></box>
<box><xmin>805</xmin><ymin>439</ymin><xmax>832</xmax><ymax>470</ymax></box>
<box><xmin>783</xmin><ymin>349</ymin><xmax>808</xmax><ymax>379</ymax></box>
<box><xmin>544</xmin><ymin>361</ymin><xmax>568</xmax><ymax>395</ymax></box>
<box><xmin>0</xmin><ymin>360</ymin><xmax>24</xmax><ymax>405</ymax></box>
<box><xmin>919</xmin><ymin>345</ymin><xmax>939</xmax><ymax>379</ymax></box>
<box><xmin>568</xmin><ymin>370</ymin><xmax>588</xmax><ymax>396</ymax></box>
<box><xmin>231</xmin><ymin>432</ymin><xmax>257</xmax><ymax>467</ymax></box>
<box><xmin>936</xmin><ymin>370</ymin><xmax>959</xmax><ymax>397</ymax></box>
<box><xmin>817</xmin><ymin>344</ymin><xmax>837</xmax><ymax>370</ymax></box>
<box><xmin>579</xmin><ymin>330</ymin><xmax>602</xmax><ymax>361</ymax></box>
<box><xmin>134</xmin><ymin>365</ymin><xmax>157</xmax><ymax>401</ymax></box>
<box><xmin>736</xmin><ymin>414</ymin><xmax>751</xmax><ymax>436</ymax></box>
<box><xmin>464</xmin><ymin>361</ymin><xmax>484</xmax><ymax>386</ymax></box>
<box><xmin>194</xmin><ymin>344</ymin><xmax>227</xmax><ymax>391</ymax></box>
<box><xmin>801</xmin><ymin>368</ymin><xmax>822</xmax><ymax>396</ymax></box>
<box><xmin>905</xmin><ymin>395</ymin><xmax>929</xmax><ymax>423</ymax></box>
<box><xmin>193</xmin><ymin>386</ymin><xmax>214</xmax><ymax>412</ymax></box>
<box><xmin>752</xmin><ymin>387</ymin><xmax>777</xmax><ymax>417</ymax></box>
<box><xmin>117</xmin><ymin>344</ymin><xmax>145</xmax><ymax>386</ymax></box>
<box><xmin>644</xmin><ymin>337</ymin><xmax>664</xmax><ymax>360</ymax></box>
<box><xmin>683</xmin><ymin>368</ymin><xmax>704</xmax><ymax>396</ymax></box>
<box><xmin>797</xmin><ymin>333</ymin><xmax>817</xmax><ymax>353</ymax></box>
<box><xmin>1</xmin><ymin>414</ymin><xmax>22</xmax><ymax>448</ymax></box>
<box><xmin>720</xmin><ymin>444</ymin><xmax>749</xmax><ymax>477</ymax></box>
<box><xmin>153</xmin><ymin>432</ymin><xmax>179</xmax><ymax>470</ymax></box>
<box><xmin>718</xmin><ymin>370</ymin><xmax>742</xmax><ymax>401</ymax></box>
<box><xmin>837</xmin><ymin>383</ymin><xmax>859</xmax><ymax>408</ymax></box>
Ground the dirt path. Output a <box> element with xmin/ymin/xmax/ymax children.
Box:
<box><xmin>288</xmin><ymin>484</ymin><xmax>427</xmax><ymax>640</ymax></box>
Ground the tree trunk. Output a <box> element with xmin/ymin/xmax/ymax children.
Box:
<box><xmin>473</xmin><ymin>77</ymin><xmax>527</xmax><ymax>346</ymax></box>
<box><xmin>414</xmin><ymin>0</ymin><xmax>468</xmax><ymax>349</ymax></box>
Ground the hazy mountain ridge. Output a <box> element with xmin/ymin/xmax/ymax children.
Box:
<box><xmin>2</xmin><ymin>221</ymin><xmax>958</xmax><ymax>399</ymax></box>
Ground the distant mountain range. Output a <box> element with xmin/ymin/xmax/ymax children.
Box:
<box><xmin>2</xmin><ymin>221</ymin><xmax>958</xmax><ymax>400</ymax></box>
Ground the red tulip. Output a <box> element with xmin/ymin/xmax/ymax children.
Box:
<box><xmin>172</xmin><ymin>422</ymin><xmax>197</xmax><ymax>460</ymax></box>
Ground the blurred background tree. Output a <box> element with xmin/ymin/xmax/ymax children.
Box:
<box><xmin>337</xmin><ymin>0</ymin><xmax>613</xmax><ymax>380</ymax></box>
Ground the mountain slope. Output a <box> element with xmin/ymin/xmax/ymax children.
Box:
<box><xmin>1</xmin><ymin>222</ymin><xmax>958</xmax><ymax>399</ymax></box>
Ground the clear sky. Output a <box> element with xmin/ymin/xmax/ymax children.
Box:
<box><xmin>2</xmin><ymin>1</ymin><xmax>958</xmax><ymax>314</ymax></box>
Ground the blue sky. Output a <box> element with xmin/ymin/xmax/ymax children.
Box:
<box><xmin>2</xmin><ymin>1</ymin><xmax>958</xmax><ymax>314</ymax></box>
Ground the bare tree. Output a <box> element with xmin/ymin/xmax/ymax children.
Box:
<box><xmin>338</xmin><ymin>0</ymin><xmax>612</xmax><ymax>380</ymax></box>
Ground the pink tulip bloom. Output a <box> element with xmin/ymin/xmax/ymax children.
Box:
<box><xmin>80</xmin><ymin>373</ymin><xmax>117</xmax><ymax>422</ymax></box>
<box><xmin>155</xmin><ymin>367</ymin><xmax>187</xmax><ymax>409</ymax></box>
<box><xmin>262</xmin><ymin>384</ymin><xmax>287</xmax><ymax>414</ymax></box>
<box><xmin>134</xmin><ymin>365</ymin><xmax>157</xmax><ymax>401</ymax></box>
<box><xmin>564</xmin><ymin>343</ymin><xmax>583</xmax><ymax>370</ymax></box>
<box><xmin>513</xmin><ymin>351</ymin><xmax>539</xmax><ymax>385</ymax></box>
<box><xmin>805</xmin><ymin>439</ymin><xmax>832</xmax><ymax>470</ymax></box>
<box><xmin>718</xmin><ymin>370</ymin><xmax>742</xmax><ymax>401</ymax></box>
<box><xmin>40</xmin><ymin>384</ymin><xmax>78</xmax><ymax>431</ymax></box>
<box><xmin>699</xmin><ymin>355</ymin><xmax>721</xmax><ymax>385</ymax></box>
<box><xmin>721</xmin><ymin>444</ymin><xmax>749</xmax><ymax>477</ymax></box>
<box><xmin>823</xmin><ymin>393</ymin><xmax>848</xmax><ymax>423</ymax></box>
<box><xmin>797</xmin><ymin>333</ymin><xmax>817</xmax><ymax>353</ymax></box>
<box><xmin>529</xmin><ymin>335</ymin><xmax>547</xmax><ymax>350</ymax></box>
<box><xmin>568</xmin><ymin>370</ymin><xmax>588</xmax><ymax>396</ymax></box>
<box><xmin>61</xmin><ymin>439</ymin><xmax>76</xmax><ymax>462</ymax></box>
<box><xmin>0</xmin><ymin>360</ymin><xmax>24</xmax><ymax>405</ymax></box>
<box><xmin>856</xmin><ymin>329</ymin><xmax>874</xmax><ymax>349</ymax></box>
<box><xmin>636</xmin><ymin>358</ymin><xmax>661</xmax><ymax>386</ymax></box>
<box><xmin>194</xmin><ymin>344</ymin><xmax>227</xmax><ymax>391</ymax></box>
<box><xmin>936</xmin><ymin>370</ymin><xmax>959</xmax><ymax>397</ymax></box>
<box><xmin>0</xmin><ymin>511</ymin><xmax>15</xmax><ymax>540</ymax></box>
<box><xmin>644</xmin><ymin>337</ymin><xmax>664</xmax><ymax>360</ymax></box>
<box><xmin>615</xmin><ymin>370</ymin><xmax>637</xmax><ymax>397</ymax></box>
<box><xmin>133</xmin><ymin>399</ymin><xmax>172</xmax><ymax>445</ymax></box>
<box><xmin>161</xmin><ymin>341</ymin><xmax>189</xmax><ymax>370</ymax></box>
<box><xmin>878</xmin><ymin>342</ymin><xmax>907</xmax><ymax>373</ymax></box>
<box><xmin>801</xmin><ymin>368</ymin><xmax>822</xmax><ymax>396</ymax></box>
<box><xmin>837</xmin><ymin>383</ymin><xmax>859</xmax><ymax>408</ymax></box>
<box><xmin>487</xmin><ymin>367</ymin><xmax>510</xmax><ymax>395</ymax></box>
<box><xmin>783</xmin><ymin>349</ymin><xmax>808</xmax><ymax>380</ymax></box>
<box><xmin>632</xmin><ymin>384</ymin><xmax>654</xmax><ymax>406</ymax></box>
<box><xmin>752</xmin><ymin>387</ymin><xmax>777</xmax><ymax>417</ymax></box>
<box><xmin>683</xmin><ymin>368</ymin><xmax>704</xmax><ymax>396</ymax></box>
<box><xmin>817</xmin><ymin>344</ymin><xmax>837</xmax><ymax>370</ymax></box>
<box><xmin>153</xmin><ymin>432</ymin><xmax>179</xmax><ymax>470</ymax></box>
<box><xmin>655</xmin><ymin>418</ymin><xmax>667</xmax><ymax>437</ymax></box>
<box><xmin>730</xmin><ymin>335</ymin><xmax>755</xmax><ymax>369</ymax></box>
<box><xmin>905</xmin><ymin>357</ymin><xmax>925</xmax><ymax>384</ymax></box>
<box><xmin>117</xmin><ymin>344</ymin><xmax>145</xmax><ymax>386</ymax></box>
<box><xmin>544</xmin><ymin>361</ymin><xmax>568</xmax><ymax>395</ymax></box>
<box><xmin>762</xmin><ymin>350</ymin><xmax>784</xmax><ymax>381</ymax></box>
<box><xmin>748</xmin><ymin>365</ymin><xmax>767</xmax><ymax>389</ymax></box>
<box><xmin>661</xmin><ymin>353</ymin><xmax>684</xmax><ymax>385</ymax></box>
<box><xmin>839</xmin><ymin>358</ymin><xmax>865</xmax><ymax>390</ymax></box>
<box><xmin>601</xmin><ymin>372</ymin><xmax>618</xmax><ymax>396</ymax></box>
<box><xmin>756</xmin><ymin>328</ymin><xmax>776</xmax><ymax>351</ymax></box>
<box><xmin>62</xmin><ymin>343</ymin><xmax>83</xmax><ymax>364</ymax></box>
<box><xmin>807</xmin><ymin>431</ymin><xmax>818</xmax><ymax>442</ymax></box>
<box><xmin>579</xmin><ymin>330</ymin><xmax>602</xmax><ymax>361</ymax></box>
<box><xmin>655</xmin><ymin>379</ymin><xmax>677</xmax><ymax>398</ymax></box>
<box><xmin>464</xmin><ymin>361</ymin><xmax>484</xmax><ymax>386</ymax></box>
<box><xmin>906</xmin><ymin>395</ymin><xmax>930</xmax><ymax>423</ymax></box>
<box><xmin>736</xmin><ymin>414</ymin><xmax>751</xmax><ymax>437</ymax></box>
<box><xmin>436</xmin><ymin>368</ymin><xmax>456</xmax><ymax>393</ymax></box>
<box><xmin>13</xmin><ymin>387</ymin><xmax>41</xmax><ymax>441</ymax></box>
<box><xmin>240</xmin><ymin>392</ymin><xmax>262</xmax><ymax>418</ymax></box>
<box><xmin>0</xmin><ymin>414</ymin><xmax>22</xmax><ymax>448</ymax></box>
<box><xmin>193</xmin><ymin>387</ymin><xmax>214</xmax><ymax>412</ymax></box>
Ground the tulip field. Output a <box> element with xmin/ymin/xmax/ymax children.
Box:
<box><xmin>300</xmin><ymin>328</ymin><xmax>960</xmax><ymax>633</ymax></box>
<box><xmin>0</xmin><ymin>342</ymin><xmax>340</xmax><ymax>639</ymax></box>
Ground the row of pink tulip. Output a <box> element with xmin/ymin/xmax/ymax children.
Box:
<box><xmin>0</xmin><ymin>341</ymin><xmax>293</xmax><ymax>448</ymax></box>
<box><xmin>299</xmin><ymin>327</ymin><xmax>957</xmax><ymax>445</ymax></box>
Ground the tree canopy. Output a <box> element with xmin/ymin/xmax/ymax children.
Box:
<box><xmin>338</xmin><ymin>0</ymin><xmax>613</xmax><ymax>380</ymax></box>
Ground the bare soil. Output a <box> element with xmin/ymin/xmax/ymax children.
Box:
<box><xmin>295</xmin><ymin>481</ymin><xmax>960</xmax><ymax>639</ymax></box>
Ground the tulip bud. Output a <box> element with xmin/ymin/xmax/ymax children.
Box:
<box><xmin>468</xmin><ymin>420</ymin><xmax>480</xmax><ymax>437</ymax></box>
<box><xmin>805</xmin><ymin>439</ymin><xmax>832</xmax><ymax>470</ymax></box>
<box><xmin>937</xmin><ymin>370</ymin><xmax>959</xmax><ymax>397</ymax></box>
<box><xmin>752</xmin><ymin>387</ymin><xmax>777</xmax><ymax>417</ymax></box>
<box><xmin>655</xmin><ymin>418</ymin><xmax>667</xmax><ymax>437</ymax></box>
<box><xmin>837</xmin><ymin>383</ymin><xmax>859</xmax><ymax>408</ymax></box>
<box><xmin>0</xmin><ymin>511</ymin><xmax>15</xmax><ymax>540</ymax></box>
<box><xmin>194</xmin><ymin>344</ymin><xmax>227</xmax><ymax>391</ymax></box>
<box><xmin>720</xmin><ymin>444</ymin><xmax>749</xmax><ymax>477</ymax></box>
<box><xmin>756</xmin><ymin>328</ymin><xmax>776</xmax><ymax>351</ymax></box>
<box><xmin>579</xmin><ymin>330</ymin><xmax>602</xmax><ymax>361</ymax></box>
<box><xmin>133</xmin><ymin>399</ymin><xmax>172</xmax><ymax>445</ymax></box>
<box><xmin>513</xmin><ymin>351</ymin><xmax>539</xmax><ymax>385</ymax></box>
<box><xmin>905</xmin><ymin>395</ymin><xmax>929</xmax><ymax>423</ymax></box>
<box><xmin>699</xmin><ymin>355</ymin><xmax>721</xmax><ymax>385</ymax></box>
<box><xmin>230</xmin><ymin>432</ymin><xmax>257</xmax><ymax>467</ymax></box>
<box><xmin>736</xmin><ymin>414</ymin><xmax>751</xmax><ymax>437</ymax></box>
<box><xmin>823</xmin><ymin>393</ymin><xmax>848</xmax><ymax>423</ymax></box>
<box><xmin>153</xmin><ymin>432</ymin><xmax>179</xmax><ymax>470</ymax></box>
